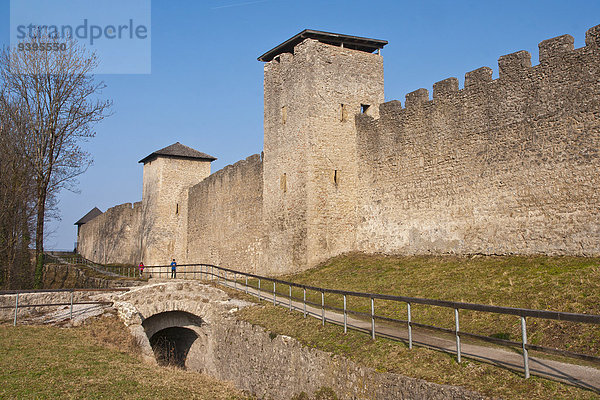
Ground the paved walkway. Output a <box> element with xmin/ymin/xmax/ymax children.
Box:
<box><xmin>217</xmin><ymin>279</ymin><xmax>600</xmax><ymax>393</ymax></box>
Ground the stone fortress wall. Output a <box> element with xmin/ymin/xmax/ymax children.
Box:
<box><xmin>186</xmin><ymin>154</ymin><xmax>264</xmax><ymax>273</ymax></box>
<box><xmin>78</xmin><ymin>202</ymin><xmax>142</xmax><ymax>265</ymax></box>
<box><xmin>78</xmin><ymin>24</ymin><xmax>600</xmax><ymax>274</ymax></box>
<box><xmin>354</xmin><ymin>30</ymin><xmax>600</xmax><ymax>256</ymax></box>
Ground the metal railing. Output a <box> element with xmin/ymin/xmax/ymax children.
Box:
<box><xmin>0</xmin><ymin>288</ymin><xmax>129</xmax><ymax>325</ymax></box>
<box><xmin>141</xmin><ymin>262</ymin><xmax>600</xmax><ymax>379</ymax></box>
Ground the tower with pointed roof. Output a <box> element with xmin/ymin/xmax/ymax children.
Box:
<box><xmin>139</xmin><ymin>142</ymin><xmax>216</xmax><ymax>265</ymax></box>
<box><xmin>260</xmin><ymin>30</ymin><xmax>386</xmax><ymax>273</ymax></box>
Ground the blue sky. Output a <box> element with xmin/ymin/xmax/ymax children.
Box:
<box><xmin>1</xmin><ymin>0</ymin><xmax>599</xmax><ymax>250</ymax></box>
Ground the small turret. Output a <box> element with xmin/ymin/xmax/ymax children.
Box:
<box><xmin>140</xmin><ymin>142</ymin><xmax>216</xmax><ymax>265</ymax></box>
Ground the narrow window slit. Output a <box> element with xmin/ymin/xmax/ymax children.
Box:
<box><xmin>280</xmin><ymin>173</ymin><xmax>287</xmax><ymax>193</ymax></box>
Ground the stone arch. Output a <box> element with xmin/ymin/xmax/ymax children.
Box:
<box><xmin>142</xmin><ymin>310</ymin><xmax>203</xmax><ymax>339</ymax></box>
<box><xmin>113</xmin><ymin>282</ymin><xmax>242</xmax><ymax>371</ymax></box>
<box><xmin>138</xmin><ymin>309</ymin><xmax>215</xmax><ymax>371</ymax></box>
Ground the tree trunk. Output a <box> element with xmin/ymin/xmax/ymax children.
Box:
<box><xmin>33</xmin><ymin>188</ymin><xmax>46</xmax><ymax>289</ymax></box>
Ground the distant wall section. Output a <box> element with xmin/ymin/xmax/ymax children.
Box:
<box><xmin>187</xmin><ymin>154</ymin><xmax>264</xmax><ymax>272</ymax></box>
<box><xmin>77</xmin><ymin>202</ymin><xmax>142</xmax><ymax>264</ymax></box>
<box><xmin>355</xmin><ymin>29</ymin><xmax>600</xmax><ymax>256</ymax></box>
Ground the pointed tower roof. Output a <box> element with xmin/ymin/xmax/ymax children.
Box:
<box><xmin>138</xmin><ymin>142</ymin><xmax>217</xmax><ymax>164</ymax></box>
<box><xmin>74</xmin><ymin>207</ymin><xmax>103</xmax><ymax>226</ymax></box>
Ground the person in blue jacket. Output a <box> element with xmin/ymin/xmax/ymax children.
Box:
<box><xmin>170</xmin><ymin>259</ymin><xmax>177</xmax><ymax>278</ymax></box>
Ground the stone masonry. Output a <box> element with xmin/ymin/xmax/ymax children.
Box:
<box><xmin>78</xmin><ymin>25</ymin><xmax>600</xmax><ymax>274</ymax></box>
<box><xmin>111</xmin><ymin>281</ymin><xmax>487</xmax><ymax>399</ymax></box>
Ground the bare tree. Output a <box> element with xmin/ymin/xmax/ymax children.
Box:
<box><xmin>0</xmin><ymin>98</ymin><xmax>35</xmax><ymax>288</ymax></box>
<box><xmin>0</xmin><ymin>34</ymin><xmax>112</xmax><ymax>287</ymax></box>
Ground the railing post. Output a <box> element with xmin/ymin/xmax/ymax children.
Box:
<box><xmin>371</xmin><ymin>297</ymin><xmax>375</xmax><ymax>340</ymax></box>
<box><xmin>245</xmin><ymin>276</ymin><xmax>248</xmax><ymax>294</ymax></box>
<box><xmin>289</xmin><ymin>285</ymin><xmax>292</xmax><ymax>311</ymax></box>
<box><xmin>13</xmin><ymin>292</ymin><xmax>19</xmax><ymax>326</ymax></box>
<box><xmin>303</xmin><ymin>288</ymin><xmax>307</xmax><ymax>318</ymax></box>
<box><xmin>343</xmin><ymin>294</ymin><xmax>347</xmax><ymax>334</ymax></box>
<box><xmin>521</xmin><ymin>316</ymin><xmax>530</xmax><ymax>379</ymax></box>
<box><xmin>455</xmin><ymin>308</ymin><xmax>461</xmax><ymax>363</ymax></box>
<box><xmin>234</xmin><ymin>273</ymin><xmax>237</xmax><ymax>289</ymax></box>
<box><xmin>273</xmin><ymin>281</ymin><xmax>276</xmax><ymax>305</ymax></box>
<box><xmin>407</xmin><ymin>302</ymin><xmax>412</xmax><ymax>349</ymax></box>
<box><xmin>258</xmin><ymin>279</ymin><xmax>261</xmax><ymax>301</ymax></box>
<box><xmin>321</xmin><ymin>291</ymin><xmax>325</xmax><ymax>326</ymax></box>
<box><xmin>70</xmin><ymin>291</ymin><xmax>74</xmax><ymax>320</ymax></box>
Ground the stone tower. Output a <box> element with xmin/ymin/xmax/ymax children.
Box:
<box><xmin>139</xmin><ymin>142</ymin><xmax>216</xmax><ymax>265</ymax></box>
<box><xmin>259</xmin><ymin>30</ymin><xmax>386</xmax><ymax>274</ymax></box>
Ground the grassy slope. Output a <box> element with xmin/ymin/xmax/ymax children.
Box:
<box><xmin>0</xmin><ymin>315</ymin><xmax>247</xmax><ymax>400</ymax></box>
<box><xmin>231</xmin><ymin>254</ymin><xmax>600</xmax><ymax>399</ymax></box>
<box><xmin>271</xmin><ymin>254</ymin><xmax>600</xmax><ymax>355</ymax></box>
<box><xmin>238</xmin><ymin>303</ymin><xmax>599</xmax><ymax>400</ymax></box>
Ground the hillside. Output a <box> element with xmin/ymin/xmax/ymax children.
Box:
<box><xmin>233</xmin><ymin>254</ymin><xmax>600</xmax><ymax>399</ymax></box>
<box><xmin>279</xmin><ymin>253</ymin><xmax>600</xmax><ymax>356</ymax></box>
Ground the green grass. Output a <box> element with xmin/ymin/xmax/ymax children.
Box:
<box><xmin>236</xmin><ymin>301</ymin><xmax>599</xmax><ymax>400</ymax></box>
<box><xmin>0</xmin><ymin>315</ymin><xmax>248</xmax><ymax>399</ymax></box>
<box><xmin>245</xmin><ymin>253</ymin><xmax>600</xmax><ymax>356</ymax></box>
<box><xmin>227</xmin><ymin>254</ymin><xmax>600</xmax><ymax>398</ymax></box>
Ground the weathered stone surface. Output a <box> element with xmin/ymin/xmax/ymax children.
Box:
<box><xmin>78</xmin><ymin>25</ymin><xmax>600</xmax><ymax>275</ymax></box>
<box><xmin>262</xmin><ymin>38</ymin><xmax>385</xmax><ymax>275</ymax></box>
<box><xmin>433</xmin><ymin>77</ymin><xmax>459</xmax><ymax>99</ymax></box>
<box><xmin>464</xmin><ymin>67</ymin><xmax>493</xmax><ymax>88</ymax></box>
<box><xmin>116</xmin><ymin>283</ymin><xmax>487</xmax><ymax>400</ymax></box>
<box><xmin>78</xmin><ymin>202</ymin><xmax>143</xmax><ymax>265</ymax></box>
<box><xmin>355</xmin><ymin>35</ymin><xmax>600</xmax><ymax>256</ymax></box>
<box><xmin>186</xmin><ymin>154</ymin><xmax>264</xmax><ymax>274</ymax></box>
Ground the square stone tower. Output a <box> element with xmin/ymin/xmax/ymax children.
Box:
<box><xmin>139</xmin><ymin>142</ymin><xmax>216</xmax><ymax>265</ymax></box>
<box><xmin>259</xmin><ymin>30</ymin><xmax>386</xmax><ymax>274</ymax></box>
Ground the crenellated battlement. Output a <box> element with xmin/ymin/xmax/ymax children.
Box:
<box><xmin>77</xmin><ymin>24</ymin><xmax>600</xmax><ymax>275</ymax></box>
<box><xmin>380</xmin><ymin>24</ymin><xmax>600</xmax><ymax>116</ymax></box>
<box><xmin>356</xmin><ymin>23</ymin><xmax>600</xmax><ymax>257</ymax></box>
<box><xmin>539</xmin><ymin>34</ymin><xmax>574</xmax><ymax>62</ymax></box>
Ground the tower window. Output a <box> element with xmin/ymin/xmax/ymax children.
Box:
<box><xmin>175</xmin><ymin>203</ymin><xmax>179</xmax><ymax>215</ymax></box>
<box><xmin>281</xmin><ymin>106</ymin><xmax>287</xmax><ymax>124</ymax></box>
<box><xmin>340</xmin><ymin>104</ymin><xmax>347</xmax><ymax>122</ymax></box>
<box><xmin>332</xmin><ymin>170</ymin><xmax>339</xmax><ymax>186</ymax></box>
<box><xmin>361</xmin><ymin>104</ymin><xmax>370</xmax><ymax>114</ymax></box>
<box><xmin>280</xmin><ymin>173</ymin><xmax>287</xmax><ymax>193</ymax></box>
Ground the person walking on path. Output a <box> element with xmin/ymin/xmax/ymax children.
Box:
<box><xmin>170</xmin><ymin>259</ymin><xmax>177</xmax><ymax>279</ymax></box>
<box><xmin>138</xmin><ymin>262</ymin><xmax>144</xmax><ymax>277</ymax></box>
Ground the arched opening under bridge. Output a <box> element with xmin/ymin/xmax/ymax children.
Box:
<box><xmin>142</xmin><ymin>310</ymin><xmax>204</xmax><ymax>369</ymax></box>
<box><xmin>149</xmin><ymin>326</ymin><xmax>198</xmax><ymax>367</ymax></box>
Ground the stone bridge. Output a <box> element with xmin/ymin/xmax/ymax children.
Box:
<box><xmin>113</xmin><ymin>281</ymin><xmax>249</xmax><ymax>370</ymax></box>
<box><xmin>111</xmin><ymin>281</ymin><xmax>483</xmax><ymax>400</ymax></box>
<box><xmin>1</xmin><ymin>281</ymin><xmax>486</xmax><ymax>399</ymax></box>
